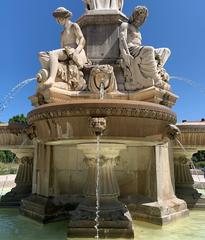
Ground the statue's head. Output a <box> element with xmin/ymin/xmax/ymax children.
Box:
<box><xmin>53</xmin><ymin>7</ymin><xmax>72</xmax><ymax>25</ymax></box>
<box><xmin>129</xmin><ymin>6</ymin><xmax>148</xmax><ymax>27</ymax></box>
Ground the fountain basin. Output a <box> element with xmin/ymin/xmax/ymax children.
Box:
<box><xmin>27</xmin><ymin>99</ymin><xmax>176</xmax><ymax>143</ymax></box>
<box><xmin>0</xmin><ymin>123</ymin><xmax>32</xmax><ymax>149</ymax></box>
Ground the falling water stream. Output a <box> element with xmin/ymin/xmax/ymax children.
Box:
<box><xmin>94</xmin><ymin>82</ymin><xmax>106</xmax><ymax>238</ymax></box>
<box><xmin>170</xmin><ymin>76</ymin><xmax>205</xmax><ymax>95</ymax></box>
<box><xmin>0</xmin><ymin>77</ymin><xmax>36</xmax><ymax>116</ymax></box>
<box><xmin>95</xmin><ymin>135</ymin><xmax>100</xmax><ymax>239</ymax></box>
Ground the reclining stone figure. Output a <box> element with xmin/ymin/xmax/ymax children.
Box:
<box><xmin>120</xmin><ymin>6</ymin><xmax>171</xmax><ymax>90</ymax></box>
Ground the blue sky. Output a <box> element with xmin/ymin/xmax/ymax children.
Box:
<box><xmin>0</xmin><ymin>0</ymin><xmax>205</xmax><ymax>122</ymax></box>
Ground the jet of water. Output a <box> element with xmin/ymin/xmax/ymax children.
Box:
<box><xmin>170</xmin><ymin>76</ymin><xmax>205</xmax><ymax>95</ymax></box>
<box><xmin>0</xmin><ymin>77</ymin><xmax>36</xmax><ymax>116</ymax></box>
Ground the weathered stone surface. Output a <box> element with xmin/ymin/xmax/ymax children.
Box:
<box><xmin>78</xmin><ymin>11</ymin><xmax>127</xmax><ymax>64</ymax></box>
<box><xmin>173</xmin><ymin>121</ymin><xmax>205</xmax><ymax>208</ymax></box>
<box><xmin>68</xmin><ymin>143</ymin><xmax>134</xmax><ymax>238</ymax></box>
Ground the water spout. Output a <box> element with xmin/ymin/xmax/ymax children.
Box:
<box><xmin>0</xmin><ymin>78</ymin><xmax>35</xmax><ymax>116</ymax></box>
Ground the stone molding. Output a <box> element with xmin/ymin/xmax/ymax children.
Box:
<box><xmin>28</xmin><ymin>100</ymin><xmax>176</xmax><ymax>124</ymax></box>
<box><xmin>77</xmin><ymin>11</ymin><xmax>127</xmax><ymax>27</ymax></box>
<box><xmin>175</xmin><ymin>123</ymin><xmax>205</xmax><ymax>147</ymax></box>
<box><xmin>0</xmin><ymin>123</ymin><xmax>32</xmax><ymax>147</ymax></box>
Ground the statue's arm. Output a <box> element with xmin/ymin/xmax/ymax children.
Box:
<box><xmin>119</xmin><ymin>22</ymin><xmax>129</xmax><ymax>55</ymax></box>
<box><xmin>73</xmin><ymin>23</ymin><xmax>86</xmax><ymax>53</ymax></box>
<box><xmin>119</xmin><ymin>0</ymin><xmax>124</xmax><ymax>10</ymax></box>
<box><xmin>60</xmin><ymin>32</ymin><xmax>64</xmax><ymax>49</ymax></box>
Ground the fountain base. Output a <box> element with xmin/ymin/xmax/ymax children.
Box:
<box><xmin>67</xmin><ymin>220</ymin><xmax>134</xmax><ymax>239</ymax></box>
<box><xmin>176</xmin><ymin>186</ymin><xmax>205</xmax><ymax>209</ymax></box>
<box><xmin>0</xmin><ymin>185</ymin><xmax>31</xmax><ymax>207</ymax></box>
<box><xmin>20</xmin><ymin>194</ymin><xmax>77</xmax><ymax>223</ymax></box>
<box><xmin>127</xmin><ymin>198</ymin><xmax>189</xmax><ymax>225</ymax></box>
<box><xmin>68</xmin><ymin>196</ymin><xmax>134</xmax><ymax>238</ymax></box>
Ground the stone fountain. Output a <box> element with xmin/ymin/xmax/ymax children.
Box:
<box><xmin>173</xmin><ymin>120</ymin><xmax>205</xmax><ymax>208</ymax></box>
<box><xmin>0</xmin><ymin>123</ymin><xmax>33</xmax><ymax>206</ymax></box>
<box><xmin>0</xmin><ymin>1</ymin><xmax>190</xmax><ymax>239</ymax></box>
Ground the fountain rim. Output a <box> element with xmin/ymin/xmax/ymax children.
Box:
<box><xmin>27</xmin><ymin>99</ymin><xmax>177</xmax><ymax>123</ymax></box>
<box><xmin>0</xmin><ymin>122</ymin><xmax>28</xmax><ymax>132</ymax></box>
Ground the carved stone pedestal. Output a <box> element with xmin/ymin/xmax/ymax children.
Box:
<box><xmin>19</xmin><ymin>194</ymin><xmax>73</xmax><ymax>223</ymax></box>
<box><xmin>0</xmin><ymin>150</ymin><xmax>33</xmax><ymax>206</ymax></box>
<box><xmin>68</xmin><ymin>143</ymin><xmax>134</xmax><ymax>239</ymax></box>
<box><xmin>126</xmin><ymin>143</ymin><xmax>189</xmax><ymax>225</ymax></box>
<box><xmin>174</xmin><ymin>155</ymin><xmax>205</xmax><ymax>208</ymax></box>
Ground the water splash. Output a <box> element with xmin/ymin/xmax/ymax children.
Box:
<box><xmin>99</xmin><ymin>82</ymin><xmax>105</xmax><ymax>100</ymax></box>
<box><xmin>95</xmin><ymin>135</ymin><xmax>100</xmax><ymax>239</ymax></box>
<box><xmin>0</xmin><ymin>77</ymin><xmax>35</xmax><ymax>116</ymax></box>
<box><xmin>170</xmin><ymin>76</ymin><xmax>205</xmax><ymax>95</ymax></box>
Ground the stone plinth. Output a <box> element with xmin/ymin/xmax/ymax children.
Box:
<box><xmin>125</xmin><ymin>142</ymin><xmax>189</xmax><ymax>225</ymax></box>
<box><xmin>68</xmin><ymin>143</ymin><xmax>134</xmax><ymax>238</ymax></box>
<box><xmin>29</xmin><ymin>86</ymin><xmax>178</xmax><ymax>108</ymax></box>
<box><xmin>78</xmin><ymin>10</ymin><xmax>127</xmax><ymax>64</ymax></box>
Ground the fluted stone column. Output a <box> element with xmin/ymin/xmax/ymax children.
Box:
<box><xmin>0</xmin><ymin>149</ymin><xmax>33</xmax><ymax>206</ymax></box>
<box><xmin>174</xmin><ymin>153</ymin><xmax>203</xmax><ymax>208</ymax></box>
<box><xmin>68</xmin><ymin>143</ymin><xmax>134</xmax><ymax>239</ymax></box>
<box><xmin>174</xmin><ymin>156</ymin><xmax>194</xmax><ymax>187</ymax></box>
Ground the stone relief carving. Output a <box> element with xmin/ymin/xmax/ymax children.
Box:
<box><xmin>166</xmin><ymin>124</ymin><xmax>181</xmax><ymax>140</ymax></box>
<box><xmin>84</xmin><ymin>0</ymin><xmax>124</xmax><ymax>11</ymax></box>
<box><xmin>36</xmin><ymin>7</ymin><xmax>88</xmax><ymax>91</ymax></box>
<box><xmin>89</xmin><ymin>117</ymin><xmax>107</xmax><ymax>136</ymax></box>
<box><xmin>88</xmin><ymin>65</ymin><xmax>118</xmax><ymax>93</ymax></box>
<box><xmin>120</xmin><ymin>6</ymin><xmax>171</xmax><ymax>91</ymax></box>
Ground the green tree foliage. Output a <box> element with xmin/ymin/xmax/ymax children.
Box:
<box><xmin>9</xmin><ymin>114</ymin><xmax>27</xmax><ymax>125</ymax></box>
<box><xmin>0</xmin><ymin>150</ymin><xmax>16</xmax><ymax>163</ymax></box>
<box><xmin>192</xmin><ymin>151</ymin><xmax>205</xmax><ymax>163</ymax></box>
<box><xmin>192</xmin><ymin>150</ymin><xmax>205</xmax><ymax>169</ymax></box>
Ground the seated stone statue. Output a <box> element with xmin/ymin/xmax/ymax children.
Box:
<box><xmin>84</xmin><ymin>0</ymin><xmax>123</xmax><ymax>11</ymax></box>
<box><xmin>120</xmin><ymin>6</ymin><xmax>171</xmax><ymax>90</ymax></box>
<box><xmin>37</xmin><ymin>7</ymin><xmax>88</xmax><ymax>90</ymax></box>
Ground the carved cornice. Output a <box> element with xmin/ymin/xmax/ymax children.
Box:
<box><xmin>177</xmin><ymin>124</ymin><xmax>205</xmax><ymax>133</ymax></box>
<box><xmin>77</xmin><ymin>11</ymin><xmax>128</xmax><ymax>27</ymax></box>
<box><xmin>175</xmin><ymin>123</ymin><xmax>205</xmax><ymax>147</ymax></box>
<box><xmin>28</xmin><ymin>100</ymin><xmax>176</xmax><ymax>124</ymax></box>
<box><xmin>0</xmin><ymin>123</ymin><xmax>33</xmax><ymax>148</ymax></box>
